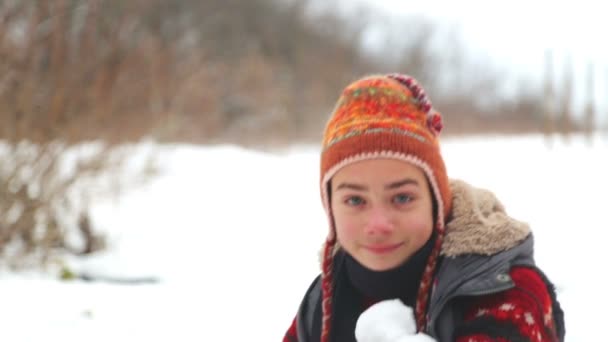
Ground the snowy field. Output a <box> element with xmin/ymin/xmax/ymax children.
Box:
<box><xmin>1</xmin><ymin>134</ymin><xmax>606</xmax><ymax>341</ymax></box>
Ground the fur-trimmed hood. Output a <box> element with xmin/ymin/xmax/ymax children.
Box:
<box><xmin>441</xmin><ymin>179</ymin><xmax>530</xmax><ymax>257</ymax></box>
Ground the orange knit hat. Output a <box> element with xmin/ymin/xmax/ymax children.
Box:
<box><xmin>318</xmin><ymin>74</ymin><xmax>451</xmax><ymax>341</ymax></box>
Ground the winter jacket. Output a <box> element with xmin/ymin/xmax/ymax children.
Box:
<box><xmin>283</xmin><ymin>180</ymin><xmax>565</xmax><ymax>342</ymax></box>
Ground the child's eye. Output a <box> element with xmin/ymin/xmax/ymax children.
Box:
<box><xmin>345</xmin><ymin>196</ymin><xmax>365</xmax><ymax>206</ymax></box>
<box><xmin>393</xmin><ymin>194</ymin><xmax>413</xmax><ymax>204</ymax></box>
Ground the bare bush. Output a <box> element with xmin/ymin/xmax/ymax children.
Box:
<box><xmin>0</xmin><ymin>0</ymin><xmax>162</xmax><ymax>268</ymax></box>
<box><xmin>0</xmin><ymin>140</ymin><xmax>157</xmax><ymax>269</ymax></box>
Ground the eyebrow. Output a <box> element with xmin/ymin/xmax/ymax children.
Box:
<box><xmin>335</xmin><ymin>178</ymin><xmax>419</xmax><ymax>192</ymax></box>
<box><xmin>385</xmin><ymin>178</ymin><xmax>419</xmax><ymax>190</ymax></box>
<box><xmin>335</xmin><ymin>183</ymin><xmax>368</xmax><ymax>191</ymax></box>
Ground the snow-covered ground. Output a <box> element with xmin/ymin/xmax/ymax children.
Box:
<box><xmin>2</xmin><ymin>134</ymin><xmax>606</xmax><ymax>341</ymax></box>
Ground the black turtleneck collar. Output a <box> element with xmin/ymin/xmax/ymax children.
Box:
<box><xmin>344</xmin><ymin>234</ymin><xmax>436</xmax><ymax>307</ymax></box>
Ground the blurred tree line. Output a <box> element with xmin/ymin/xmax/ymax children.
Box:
<box><xmin>1</xmin><ymin>0</ymin><xmax>373</xmax><ymax>145</ymax></box>
<box><xmin>0</xmin><ymin>0</ymin><xmax>591</xmax><ymax>268</ymax></box>
<box><xmin>0</xmin><ymin>0</ymin><xmax>556</xmax><ymax>146</ymax></box>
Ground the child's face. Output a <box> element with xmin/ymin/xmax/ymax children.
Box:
<box><xmin>331</xmin><ymin>159</ymin><xmax>434</xmax><ymax>271</ymax></box>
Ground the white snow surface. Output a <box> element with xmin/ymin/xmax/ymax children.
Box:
<box><xmin>2</xmin><ymin>134</ymin><xmax>607</xmax><ymax>341</ymax></box>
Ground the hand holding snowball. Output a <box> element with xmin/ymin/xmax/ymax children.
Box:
<box><xmin>355</xmin><ymin>299</ymin><xmax>436</xmax><ymax>342</ymax></box>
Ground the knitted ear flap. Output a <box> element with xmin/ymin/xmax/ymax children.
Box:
<box><xmin>320</xmin><ymin>238</ymin><xmax>337</xmax><ymax>342</ymax></box>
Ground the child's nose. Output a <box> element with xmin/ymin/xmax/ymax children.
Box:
<box><xmin>364</xmin><ymin>206</ymin><xmax>395</xmax><ymax>236</ymax></box>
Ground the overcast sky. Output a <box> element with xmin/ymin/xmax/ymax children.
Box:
<box><xmin>328</xmin><ymin>0</ymin><xmax>607</xmax><ymax>115</ymax></box>
<box><xmin>356</xmin><ymin>0</ymin><xmax>608</xmax><ymax>67</ymax></box>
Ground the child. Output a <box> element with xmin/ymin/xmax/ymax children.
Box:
<box><xmin>283</xmin><ymin>74</ymin><xmax>564</xmax><ymax>342</ymax></box>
